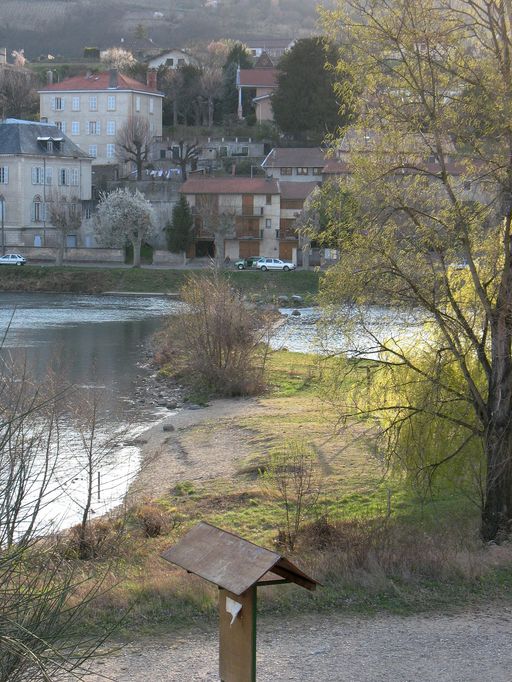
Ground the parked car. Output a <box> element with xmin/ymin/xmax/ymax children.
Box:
<box><xmin>234</xmin><ymin>256</ymin><xmax>265</xmax><ymax>270</ymax></box>
<box><xmin>0</xmin><ymin>253</ymin><xmax>26</xmax><ymax>266</ymax></box>
<box><xmin>256</xmin><ymin>257</ymin><xmax>296</xmax><ymax>272</ymax></box>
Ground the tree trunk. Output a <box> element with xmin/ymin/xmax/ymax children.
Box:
<box><xmin>481</xmin><ymin>310</ymin><xmax>512</xmax><ymax>541</ymax></box>
<box><xmin>55</xmin><ymin>233</ymin><xmax>65</xmax><ymax>266</ymax></box>
<box><xmin>208</xmin><ymin>97</ymin><xmax>214</xmax><ymax>128</ymax></box>
<box><xmin>173</xmin><ymin>99</ymin><xmax>178</xmax><ymax>127</ymax></box>
<box><xmin>132</xmin><ymin>237</ymin><xmax>142</xmax><ymax>268</ymax></box>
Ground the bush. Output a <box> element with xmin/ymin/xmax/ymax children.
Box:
<box><xmin>134</xmin><ymin>502</ymin><xmax>175</xmax><ymax>538</ymax></box>
<box><xmin>156</xmin><ymin>270</ymin><xmax>274</xmax><ymax>396</ymax></box>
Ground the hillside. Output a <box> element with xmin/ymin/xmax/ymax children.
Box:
<box><xmin>0</xmin><ymin>0</ymin><xmax>319</xmax><ymax>60</ymax></box>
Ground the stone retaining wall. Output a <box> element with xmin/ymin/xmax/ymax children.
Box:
<box><xmin>22</xmin><ymin>248</ymin><xmax>124</xmax><ymax>263</ymax></box>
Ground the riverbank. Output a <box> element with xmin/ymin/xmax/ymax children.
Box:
<box><xmin>0</xmin><ymin>265</ymin><xmax>320</xmax><ymax>301</ymax></box>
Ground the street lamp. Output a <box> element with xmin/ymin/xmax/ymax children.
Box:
<box><xmin>0</xmin><ymin>195</ymin><xmax>5</xmax><ymax>256</ymax></box>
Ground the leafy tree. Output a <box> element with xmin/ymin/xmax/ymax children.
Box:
<box><xmin>271</xmin><ymin>37</ymin><xmax>355</xmax><ymax>143</ymax></box>
<box><xmin>95</xmin><ymin>188</ymin><xmax>155</xmax><ymax>267</ymax></box>
<box><xmin>115</xmin><ymin>116</ymin><xmax>152</xmax><ymax>180</ymax></box>
<box><xmin>167</xmin><ymin>195</ymin><xmax>194</xmax><ymax>262</ymax></box>
<box><xmin>321</xmin><ymin>0</ymin><xmax>512</xmax><ymax>542</ymax></box>
<box><xmin>100</xmin><ymin>47</ymin><xmax>136</xmax><ymax>72</ymax></box>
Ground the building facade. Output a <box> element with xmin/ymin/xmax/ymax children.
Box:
<box><xmin>0</xmin><ymin>119</ymin><xmax>93</xmax><ymax>249</ymax></box>
<box><xmin>38</xmin><ymin>70</ymin><xmax>163</xmax><ymax>167</ymax></box>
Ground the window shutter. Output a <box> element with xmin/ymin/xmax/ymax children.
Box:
<box><xmin>4</xmin><ymin>167</ymin><xmax>8</xmax><ymax>184</ymax></box>
<box><xmin>46</xmin><ymin>167</ymin><xmax>52</xmax><ymax>185</ymax></box>
<box><xmin>31</xmin><ymin>201</ymin><xmax>36</xmax><ymax>221</ymax></box>
<box><xmin>42</xmin><ymin>203</ymin><xmax>47</xmax><ymax>221</ymax></box>
<box><xmin>31</xmin><ymin>167</ymin><xmax>37</xmax><ymax>184</ymax></box>
<box><xmin>96</xmin><ymin>121</ymin><xmax>101</xmax><ymax>135</ymax></box>
<box><xmin>51</xmin><ymin>97</ymin><xmax>56</xmax><ymax>111</ymax></box>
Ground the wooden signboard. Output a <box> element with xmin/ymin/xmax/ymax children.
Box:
<box><xmin>218</xmin><ymin>587</ymin><xmax>256</xmax><ymax>682</ymax></box>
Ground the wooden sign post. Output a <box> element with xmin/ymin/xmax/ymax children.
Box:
<box><xmin>161</xmin><ymin>522</ymin><xmax>319</xmax><ymax>681</ymax></box>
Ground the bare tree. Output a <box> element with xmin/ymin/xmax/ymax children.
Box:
<box><xmin>200</xmin><ymin>65</ymin><xmax>223</xmax><ymax>128</ymax></box>
<box><xmin>0</xmin><ymin>67</ymin><xmax>37</xmax><ymax>120</ymax></box>
<box><xmin>194</xmin><ymin>193</ymin><xmax>236</xmax><ymax>264</ymax></box>
<box><xmin>175</xmin><ymin>140</ymin><xmax>200</xmax><ymax>181</ymax></box>
<box><xmin>46</xmin><ymin>193</ymin><xmax>82</xmax><ymax>266</ymax></box>
<box><xmin>0</xmin><ymin>356</ymin><xmax>114</xmax><ymax>681</ymax></box>
<box><xmin>115</xmin><ymin>116</ymin><xmax>152</xmax><ymax>180</ymax></box>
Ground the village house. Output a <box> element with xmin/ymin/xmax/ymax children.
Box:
<box><xmin>180</xmin><ymin>176</ymin><xmax>318</xmax><ymax>263</ymax></box>
<box><xmin>261</xmin><ymin>147</ymin><xmax>327</xmax><ymax>182</ymax></box>
<box><xmin>146</xmin><ymin>49</ymin><xmax>198</xmax><ymax>70</ymax></box>
<box><xmin>38</xmin><ymin>69</ymin><xmax>163</xmax><ymax>170</ymax></box>
<box><xmin>236</xmin><ymin>56</ymin><xmax>277</xmax><ymax>123</ymax></box>
<box><xmin>0</xmin><ymin>119</ymin><xmax>95</xmax><ymax>253</ymax></box>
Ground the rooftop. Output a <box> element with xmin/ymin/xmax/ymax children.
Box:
<box><xmin>39</xmin><ymin>71</ymin><xmax>162</xmax><ymax>96</ymax></box>
<box><xmin>262</xmin><ymin>147</ymin><xmax>327</xmax><ymax>168</ymax></box>
<box><xmin>0</xmin><ymin>119</ymin><xmax>90</xmax><ymax>158</ymax></box>
<box><xmin>182</xmin><ymin>176</ymin><xmax>280</xmax><ymax>195</ymax></box>
<box><xmin>238</xmin><ymin>68</ymin><xmax>277</xmax><ymax>88</ymax></box>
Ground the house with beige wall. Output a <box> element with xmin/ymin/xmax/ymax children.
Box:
<box><xmin>0</xmin><ymin>119</ymin><xmax>94</xmax><ymax>250</ymax></box>
<box><xmin>38</xmin><ymin>70</ymin><xmax>163</xmax><ymax>168</ymax></box>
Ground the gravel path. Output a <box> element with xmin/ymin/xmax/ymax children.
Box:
<box><xmin>83</xmin><ymin>606</ymin><xmax>512</xmax><ymax>681</ymax></box>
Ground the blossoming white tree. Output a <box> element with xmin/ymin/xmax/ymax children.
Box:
<box><xmin>95</xmin><ymin>188</ymin><xmax>155</xmax><ymax>267</ymax></box>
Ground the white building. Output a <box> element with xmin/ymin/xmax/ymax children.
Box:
<box><xmin>0</xmin><ymin>119</ymin><xmax>93</xmax><ymax>249</ymax></box>
<box><xmin>38</xmin><ymin>69</ymin><xmax>164</xmax><ymax>167</ymax></box>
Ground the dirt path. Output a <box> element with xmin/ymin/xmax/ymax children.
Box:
<box><xmin>83</xmin><ymin>606</ymin><xmax>512</xmax><ymax>681</ymax></box>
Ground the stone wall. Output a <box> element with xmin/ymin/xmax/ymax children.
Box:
<box><xmin>23</xmin><ymin>247</ymin><xmax>124</xmax><ymax>263</ymax></box>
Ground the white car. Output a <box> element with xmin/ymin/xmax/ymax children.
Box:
<box><xmin>0</xmin><ymin>253</ymin><xmax>26</xmax><ymax>266</ymax></box>
<box><xmin>256</xmin><ymin>257</ymin><xmax>296</xmax><ymax>272</ymax></box>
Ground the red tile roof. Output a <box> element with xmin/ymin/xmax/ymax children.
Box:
<box><xmin>39</xmin><ymin>72</ymin><xmax>161</xmax><ymax>95</ymax></box>
<box><xmin>238</xmin><ymin>68</ymin><xmax>277</xmax><ymax>88</ymax></box>
<box><xmin>182</xmin><ymin>177</ymin><xmax>280</xmax><ymax>195</ymax></box>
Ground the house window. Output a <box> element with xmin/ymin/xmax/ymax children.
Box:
<box><xmin>72</xmin><ymin>96</ymin><xmax>80</xmax><ymax>111</ymax></box>
<box><xmin>70</xmin><ymin>168</ymin><xmax>79</xmax><ymax>186</ymax></box>
<box><xmin>71</xmin><ymin>121</ymin><xmax>80</xmax><ymax>135</ymax></box>
<box><xmin>296</xmin><ymin>167</ymin><xmax>309</xmax><ymax>175</ymax></box>
<box><xmin>107</xmin><ymin>95</ymin><xmax>116</xmax><ymax>111</ymax></box>
<box><xmin>0</xmin><ymin>167</ymin><xmax>8</xmax><ymax>184</ymax></box>
<box><xmin>312</xmin><ymin>167</ymin><xmax>323</xmax><ymax>175</ymax></box>
<box><xmin>178</xmin><ymin>58</ymin><xmax>185</xmax><ymax>65</ymax></box>
<box><xmin>32</xmin><ymin>166</ymin><xmax>44</xmax><ymax>184</ymax></box>
<box><xmin>106</xmin><ymin>143</ymin><xmax>115</xmax><ymax>158</ymax></box>
<box><xmin>87</xmin><ymin>121</ymin><xmax>100</xmax><ymax>135</ymax></box>
<box><xmin>88</xmin><ymin>145</ymin><xmax>97</xmax><ymax>157</ymax></box>
<box><xmin>85</xmin><ymin>204</ymin><xmax>92</xmax><ymax>220</ymax></box>
<box><xmin>281</xmin><ymin>167</ymin><xmax>292</xmax><ymax>175</ymax></box>
<box><xmin>46</xmin><ymin>140</ymin><xmax>54</xmax><ymax>153</ymax></box>
<box><xmin>45</xmin><ymin>167</ymin><xmax>53</xmax><ymax>185</ymax></box>
<box><xmin>166</xmin><ymin>58</ymin><xmax>174</xmax><ymax>66</ymax></box>
<box><xmin>135</xmin><ymin>96</ymin><xmax>141</xmax><ymax>112</ymax></box>
<box><xmin>106</xmin><ymin>120</ymin><xmax>116</xmax><ymax>135</ymax></box>
<box><xmin>53</xmin><ymin>96</ymin><xmax>64</xmax><ymax>111</ymax></box>
<box><xmin>58</xmin><ymin>168</ymin><xmax>69</xmax><ymax>186</ymax></box>
<box><xmin>55</xmin><ymin>121</ymin><xmax>66</xmax><ymax>134</ymax></box>
<box><xmin>266</xmin><ymin>194</ymin><xmax>272</xmax><ymax>205</ymax></box>
<box><xmin>89</xmin><ymin>96</ymin><xmax>98</xmax><ymax>111</ymax></box>
<box><xmin>275</xmin><ymin>228</ymin><xmax>280</xmax><ymax>239</ymax></box>
<box><xmin>149</xmin><ymin>97</ymin><xmax>154</xmax><ymax>114</ymax></box>
<box><xmin>32</xmin><ymin>195</ymin><xmax>45</xmax><ymax>222</ymax></box>
<box><xmin>66</xmin><ymin>234</ymin><xmax>78</xmax><ymax>248</ymax></box>
<box><xmin>265</xmin><ymin>218</ymin><xmax>272</xmax><ymax>228</ymax></box>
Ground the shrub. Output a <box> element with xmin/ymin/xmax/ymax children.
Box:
<box><xmin>156</xmin><ymin>270</ymin><xmax>274</xmax><ymax>397</ymax></box>
<box><xmin>134</xmin><ymin>502</ymin><xmax>175</xmax><ymax>538</ymax></box>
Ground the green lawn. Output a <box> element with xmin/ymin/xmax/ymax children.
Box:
<box><xmin>0</xmin><ymin>265</ymin><xmax>320</xmax><ymax>300</ymax></box>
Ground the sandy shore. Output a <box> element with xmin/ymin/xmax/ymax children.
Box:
<box><xmin>125</xmin><ymin>396</ymin><xmax>262</xmax><ymax>506</ymax></box>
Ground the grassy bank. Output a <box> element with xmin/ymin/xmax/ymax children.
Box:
<box><xmin>75</xmin><ymin>350</ymin><xmax>512</xmax><ymax>634</ymax></box>
<box><xmin>0</xmin><ymin>265</ymin><xmax>320</xmax><ymax>300</ymax></box>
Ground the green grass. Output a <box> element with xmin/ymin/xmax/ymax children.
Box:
<box><xmin>0</xmin><ymin>265</ymin><xmax>321</xmax><ymax>300</ymax></box>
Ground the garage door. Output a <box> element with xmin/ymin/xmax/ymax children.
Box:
<box><xmin>239</xmin><ymin>241</ymin><xmax>260</xmax><ymax>259</ymax></box>
<box><xmin>279</xmin><ymin>241</ymin><xmax>297</xmax><ymax>261</ymax></box>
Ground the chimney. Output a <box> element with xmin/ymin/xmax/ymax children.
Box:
<box><xmin>47</xmin><ymin>70</ymin><xmax>53</xmax><ymax>85</ymax></box>
<box><xmin>0</xmin><ymin>48</ymin><xmax>6</xmax><ymax>64</ymax></box>
<box><xmin>146</xmin><ymin>69</ymin><xmax>157</xmax><ymax>90</ymax></box>
<box><xmin>109</xmin><ymin>68</ymin><xmax>118</xmax><ymax>89</ymax></box>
